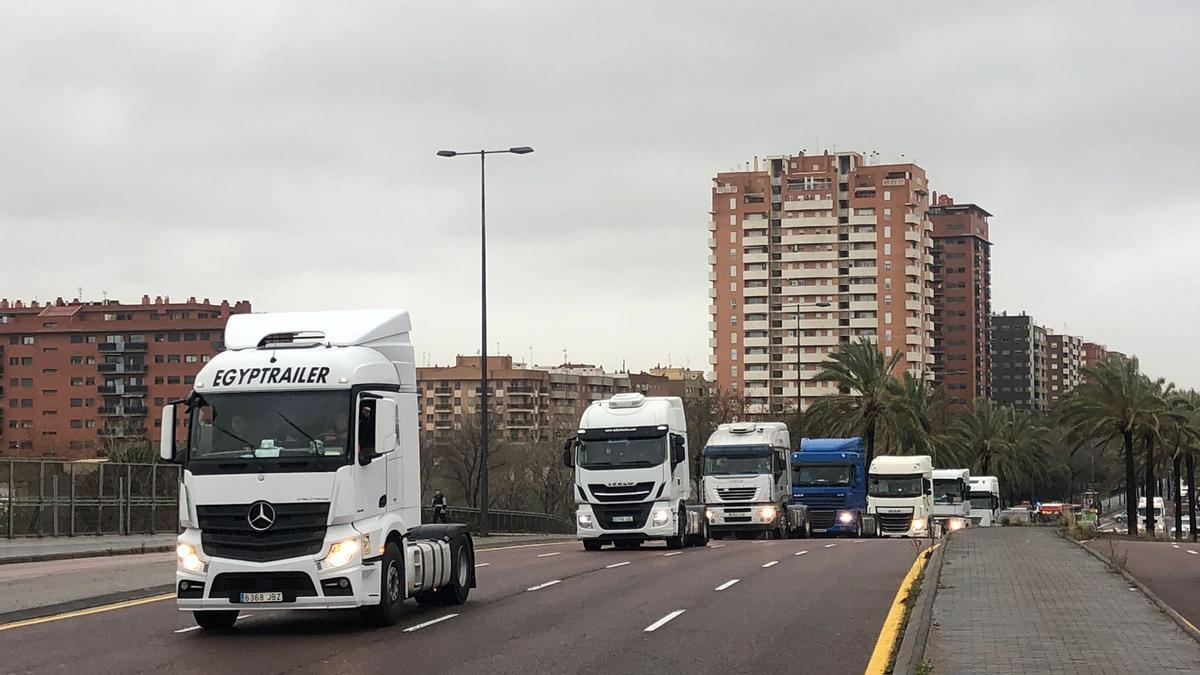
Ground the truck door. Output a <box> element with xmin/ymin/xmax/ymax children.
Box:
<box><xmin>355</xmin><ymin>394</ymin><xmax>397</xmax><ymax>520</ymax></box>
<box><xmin>774</xmin><ymin>449</ymin><xmax>788</xmax><ymax>502</ymax></box>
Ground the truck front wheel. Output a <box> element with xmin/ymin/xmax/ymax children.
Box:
<box><xmin>362</xmin><ymin>541</ymin><xmax>405</xmax><ymax>626</ymax></box>
<box><xmin>193</xmin><ymin>610</ymin><xmax>238</xmax><ymax>631</ymax></box>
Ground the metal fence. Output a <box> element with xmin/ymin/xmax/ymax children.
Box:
<box><xmin>1</xmin><ymin>459</ymin><xmax>572</xmax><ymax>538</ymax></box>
<box><xmin>1</xmin><ymin>459</ymin><xmax>180</xmax><ymax>538</ymax></box>
<box><xmin>421</xmin><ymin>506</ymin><xmax>574</xmax><ymax>534</ymax></box>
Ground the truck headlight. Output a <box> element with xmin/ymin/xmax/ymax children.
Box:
<box><xmin>577</xmin><ymin>513</ymin><xmax>594</xmax><ymax>529</ymax></box>
<box><xmin>758</xmin><ymin>505</ymin><xmax>777</xmax><ymax>522</ymax></box>
<box><xmin>838</xmin><ymin>511</ymin><xmax>855</xmax><ymax>525</ymax></box>
<box><xmin>911</xmin><ymin>518</ymin><xmax>927</xmax><ymax>532</ymax></box>
<box><xmin>947</xmin><ymin>518</ymin><xmax>965</xmax><ymax>532</ymax></box>
<box><xmin>705</xmin><ymin>509</ymin><xmax>716</xmax><ymax>522</ymax></box>
<box><xmin>652</xmin><ymin>508</ymin><xmax>671</xmax><ymax>526</ymax></box>
<box><xmin>177</xmin><ymin>542</ymin><xmax>206</xmax><ymax>574</ymax></box>
<box><xmin>320</xmin><ymin>537</ymin><xmax>362</xmax><ymax>570</ymax></box>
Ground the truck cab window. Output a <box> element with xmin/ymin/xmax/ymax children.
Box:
<box><xmin>358</xmin><ymin>400</ymin><xmax>377</xmax><ymax>456</ymax></box>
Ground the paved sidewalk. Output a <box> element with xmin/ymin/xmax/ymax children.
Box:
<box><xmin>0</xmin><ymin>533</ymin><xmax>177</xmax><ymax>564</ymax></box>
<box><xmin>926</xmin><ymin>527</ymin><xmax>1200</xmax><ymax>674</ymax></box>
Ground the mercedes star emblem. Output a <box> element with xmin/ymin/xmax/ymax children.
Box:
<box><xmin>247</xmin><ymin>501</ymin><xmax>276</xmax><ymax>532</ymax></box>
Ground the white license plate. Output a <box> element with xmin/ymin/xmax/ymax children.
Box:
<box><xmin>240</xmin><ymin>592</ymin><xmax>283</xmax><ymax>603</ymax></box>
<box><xmin>612</xmin><ymin>516</ymin><xmax>634</xmax><ymax>523</ymax></box>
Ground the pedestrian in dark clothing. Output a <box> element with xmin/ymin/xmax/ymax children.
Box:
<box><xmin>432</xmin><ymin>490</ymin><xmax>448</xmax><ymax>523</ymax></box>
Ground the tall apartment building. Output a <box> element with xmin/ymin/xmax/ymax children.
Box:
<box><xmin>929</xmin><ymin>196</ymin><xmax>992</xmax><ymax>410</ymax></box>
<box><xmin>416</xmin><ymin>356</ymin><xmax>635</xmax><ymax>442</ymax></box>
<box><xmin>1046</xmin><ymin>332</ymin><xmax>1084</xmax><ymax>406</ymax></box>
<box><xmin>709</xmin><ymin>150</ymin><xmax>936</xmax><ymax>414</ymax></box>
<box><xmin>0</xmin><ymin>296</ymin><xmax>251</xmax><ymax>459</ymax></box>
<box><xmin>990</xmin><ymin>312</ymin><xmax>1048</xmax><ymax>412</ymax></box>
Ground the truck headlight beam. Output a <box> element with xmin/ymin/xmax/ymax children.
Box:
<box><xmin>577</xmin><ymin>513</ymin><xmax>594</xmax><ymax>529</ymax></box>
<box><xmin>177</xmin><ymin>542</ymin><xmax>206</xmax><ymax>573</ymax></box>
<box><xmin>320</xmin><ymin>537</ymin><xmax>362</xmax><ymax>570</ymax></box>
<box><xmin>651</xmin><ymin>508</ymin><xmax>671</xmax><ymax>527</ymax></box>
<box><xmin>837</xmin><ymin>511</ymin><xmax>855</xmax><ymax>525</ymax></box>
<box><xmin>758</xmin><ymin>505</ymin><xmax>777</xmax><ymax>522</ymax></box>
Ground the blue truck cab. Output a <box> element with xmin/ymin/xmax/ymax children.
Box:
<box><xmin>790</xmin><ymin>438</ymin><xmax>869</xmax><ymax>536</ymax></box>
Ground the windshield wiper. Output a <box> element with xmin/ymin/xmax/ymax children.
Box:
<box><xmin>274</xmin><ymin>411</ymin><xmax>318</xmax><ymax>450</ymax></box>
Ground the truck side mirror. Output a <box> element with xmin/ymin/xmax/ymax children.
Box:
<box><xmin>159</xmin><ymin>405</ymin><xmax>176</xmax><ymax>462</ymax></box>
<box><xmin>924</xmin><ymin>478</ymin><xmax>933</xmax><ymax>496</ymax></box>
<box><xmin>670</xmin><ymin>434</ymin><xmax>685</xmax><ymax>465</ymax></box>
<box><xmin>562</xmin><ymin>438</ymin><xmax>575</xmax><ymax>468</ymax></box>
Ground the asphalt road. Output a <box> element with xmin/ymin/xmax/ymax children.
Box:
<box><xmin>1087</xmin><ymin>537</ymin><xmax>1200</xmax><ymax>628</ymax></box>
<box><xmin>0</xmin><ymin>537</ymin><xmax>926</xmax><ymax>675</ymax></box>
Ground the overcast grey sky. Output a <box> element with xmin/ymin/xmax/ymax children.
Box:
<box><xmin>1</xmin><ymin>2</ymin><xmax>1197</xmax><ymax>386</ymax></box>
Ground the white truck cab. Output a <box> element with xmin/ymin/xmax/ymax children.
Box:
<box><xmin>867</xmin><ymin>455</ymin><xmax>934</xmax><ymax>538</ymax></box>
<box><xmin>564</xmin><ymin>393</ymin><xmax>707</xmax><ymax>551</ymax></box>
<box><xmin>967</xmin><ymin>476</ymin><xmax>1001</xmax><ymax>527</ymax></box>
<box><xmin>1138</xmin><ymin>496</ymin><xmax>1167</xmax><ymax>535</ymax></box>
<box><xmin>932</xmin><ymin>468</ymin><xmax>971</xmax><ymax>532</ymax></box>
<box><xmin>161</xmin><ymin>310</ymin><xmax>475</xmax><ymax>630</ymax></box>
<box><xmin>701</xmin><ymin>422</ymin><xmax>792</xmax><ymax>540</ymax></box>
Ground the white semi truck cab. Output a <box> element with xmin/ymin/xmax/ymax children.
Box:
<box><xmin>161</xmin><ymin>310</ymin><xmax>476</xmax><ymax>630</ymax></box>
<box><xmin>967</xmin><ymin>475</ymin><xmax>1001</xmax><ymax>526</ymax></box>
<box><xmin>701</xmin><ymin>422</ymin><xmax>793</xmax><ymax>540</ymax></box>
<box><xmin>867</xmin><ymin>455</ymin><xmax>934</xmax><ymax>538</ymax></box>
<box><xmin>564</xmin><ymin>393</ymin><xmax>708</xmax><ymax>551</ymax></box>
<box><xmin>932</xmin><ymin>468</ymin><xmax>971</xmax><ymax>532</ymax></box>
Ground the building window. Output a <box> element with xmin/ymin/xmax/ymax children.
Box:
<box><xmin>22</xmin><ymin>336</ymin><xmax>34</xmax><ymax>345</ymax></box>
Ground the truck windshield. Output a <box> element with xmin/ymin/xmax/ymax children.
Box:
<box><xmin>933</xmin><ymin>479</ymin><xmax>964</xmax><ymax>504</ymax></box>
<box><xmin>968</xmin><ymin>491</ymin><xmax>995</xmax><ymax>510</ymax></box>
<box><xmin>703</xmin><ymin>447</ymin><xmax>772</xmax><ymax>475</ymax></box>
<box><xmin>578</xmin><ymin>436</ymin><xmax>665</xmax><ymax>470</ymax></box>
<box><xmin>793</xmin><ymin>464</ymin><xmax>851</xmax><ymax>486</ymax></box>
<box><xmin>868</xmin><ymin>473</ymin><xmax>923</xmax><ymax>498</ymax></box>
<box><xmin>188</xmin><ymin>391</ymin><xmax>352</xmax><ymax>464</ymax></box>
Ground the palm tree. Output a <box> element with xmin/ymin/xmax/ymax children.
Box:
<box><xmin>947</xmin><ymin>402</ymin><xmax>1048</xmax><ymax>505</ymax></box>
<box><xmin>949</xmin><ymin>400</ymin><xmax>1010</xmax><ymax>477</ymax></box>
<box><xmin>804</xmin><ymin>338</ymin><xmax>922</xmax><ymax>467</ymax></box>
<box><xmin>1059</xmin><ymin>357</ymin><xmax>1160</xmax><ymax>536</ymax></box>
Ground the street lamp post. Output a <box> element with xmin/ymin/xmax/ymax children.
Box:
<box><xmin>436</xmin><ymin>146</ymin><xmax>533</xmax><ymax>536</ymax></box>
<box><xmin>782</xmin><ymin>302</ymin><xmax>831</xmax><ymax>416</ymax></box>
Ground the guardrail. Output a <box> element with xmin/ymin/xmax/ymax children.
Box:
<box><xmin>1</xmin><ymin>459</ymin><xmax>573</xmax><ymax>538</ymax></box>
<box><xmin>0</xmin><ymin>459</ymin><xmax>179</xmax><ymax>538</ymax></box>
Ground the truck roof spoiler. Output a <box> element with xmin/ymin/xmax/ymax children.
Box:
<box><xmin>224</xmin><ymin>310</ymin><xmax>413</xmax><ymax>351</ymax></box>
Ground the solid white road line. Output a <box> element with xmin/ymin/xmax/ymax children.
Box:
<box><xmin>537</xmin><ymin>552</ymin><xmax>561</xmax><ymax>558</ymax></box>
<box><xmin>644</xmin><ymin>609</ymin><xmax>686</xmax><ymax>632</ymax></box>
<box><xmin>710</xmin><ymin>544</ymin><xmax>726</xmax><ymax>548</ymax></box>
<box><xmin>794</xmin><ymin>550</ymin><xmax>809</xmax><ymax>556</ymax></box>
<box><xmin>762</xmin><ymin>561</ymin><xmax>778</xmax><ymax>568</ymax></box>
<box><xmin>663</xmin><ymin>551</ymin><xmax>682</xmax><ymax>557</ymax></box>
<box><xmin>606</xmin><ymin>561</ymin><xmax>632</xmax><ymax>569</ymax></box>
<box><xmin>824</xmin><ymin>544</ymin><xmax>838</xmax><ymax>548</ymax></box>
<box><xmin>526</xmin><ymin>580</ymin><xmax>562</xmax><ymax>592</ymax></box>
<box><xmin>475</xmin><ymin>562</ymin><xmax>492</xmax><ymax>568</ymax></box>
<box><xmin>714</xmin><ymin>579</ymin><xmax>740</xmax><ymax>591</ymax></box>
<box><xmin>402</xmin><ymin>614</ymin><xmax>459</xmax><ymax>633</ymax></box>
<box><xmin>174</xmin><ymin>625</ymin><xmax>201</xmax><ymax>634</ymax></box>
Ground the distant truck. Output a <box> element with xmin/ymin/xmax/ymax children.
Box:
<box><xmin>967</xmin><ymin>476</ymin><xmax>1001</xmax><ymax>527</ymax></box>
<box><xmin>867</xmin><ymin>455</ymin><xmax>934</xmax><ymax>538</ymax></box>
<box><xmin>564</xmin><ymin>393</ymin><xmax>708</xmax><ymax>551</ymax></box>
<box><xmin>932</xmin><ymin>468</ymin><xmax>971</xmax><ymax>532</ymax></box>
<box><xmin>790</xmin><ymin>438</ymin><xmax>872</xmax><ymax>537</ymax></box>
<box><xmin>701</xmin><ymin>422</ymin><xmax>793</xmax><ymax>540</ymax></box>
<box><xmin>1137</xmin><ymin>496</ymin><xmax>1167</xmax><ymax>535</ymax></box>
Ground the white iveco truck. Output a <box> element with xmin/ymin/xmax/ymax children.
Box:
<box><xmin>932</xmin><ymin>468</ymin><xmax>971</xmax><ymax>533</ymax></box>
<box><xmin>701</xmin><ymin>422</ymin><xmax>795</xmax><ymax>540</ymax></box>
<box><xmin>161</xmin><ymin>310</ymin><xmax>475</xmax><ymax>630</ymax></box>
<box><xmin>867</xmin><ymin>455</ymin><xmax>934</xmax><ymax>538</ymax></box>
<box><xmin>564</xmin><ymin>393</ymin><xmax>708</xmax><ymax>550</ymax></box>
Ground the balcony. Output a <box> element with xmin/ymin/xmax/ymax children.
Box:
<box><xmin>97</xmin><ymin>386</ymin><xmax>121</xmax><ymax>395</ymax></box>
<box><xmin>98</xmin><ymin>342</ymin><xmax>148</xmax><ymax>353</ymax></box>
<box><xmin>97</xmin><ymin>363</ymin><xmax>147</xmax><ymax>375</ymax></box>
<box><xmin>98</xmin><ymin>427</ymin><xmax>146</xmax><ymax>439</ymax></box>
<box><xmin>122</xmin><ymin>385</ymin><xmax>148</xmax><ymax>396</ymax></box>
<box><xmin>783</xmin><ymin>198</ymin><xmax>834</xmax><ymax>211</ymax></box>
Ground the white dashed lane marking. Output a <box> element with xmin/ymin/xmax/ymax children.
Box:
<box><xmin>644</xmin><ymin>610</ymin><xmax>685</xmax><ymax>632</ymax></box>
<box><xmin>714</xmin><ymin>579</ymin><xmax>740</xmax><ymax>591</ymax></box>
<box><xmin>526</xmin><ymin>580</ymin><xmax>562</xmax><ymax>592</ymax></box>
<box><xmin>403</xmin><ymin>614</ymin><xmax>458</xmax><ymax>633</ymax></box>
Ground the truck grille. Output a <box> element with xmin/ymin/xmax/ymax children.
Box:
<box><xmin>210</xmin><ymin>572</ymin><xmax>318</xmax><ymax>601</ymax></box>
<box><xmin>588</xmin><ymin>482</ymin><xmax>655</xmax><ymax>503</ymax></box>
<box><xmin>792</xmin><ymin>493</ymin><xmax>846</xmax><ymax>509</ymax></box>
<box><xmin>715</xmin><ymin>487</ymin><xmax>758</xmax><ymax>502</ymax></box>
<box><xmin>591</xmin><ymin>503</ymin><xmax>653</xmax><ymax>530</ymax></box>
<box><xmin>198</xmin><ymin>503</ymin><xmax>329</xmax><ymax>562</ymax></box>
<box><xmin>810</xmin><ymin>511</ymin><xmax>836</xmax><ymax>530</ymax></box>
<box><xmin>878</xmin><ymin>513</ymin><xmax>913</xmax><ymax>534</ymax></box>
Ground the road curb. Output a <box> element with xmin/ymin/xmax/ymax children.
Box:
<box><xmin>1061</xmin><ymin>532</ymin><xmax>1200</xmax><ymax>646</ymax></box>
<box><xmin>866</xmin><ymin>540</ymin><xmax>939</xmax><ymax>675</ymax></box>
<box><xmin>0</xmin><ymin>585</ymin><xmax>175</xmax><ymax>627</ymax></box>
<box><xmin>0</xmin><ymin>544</ymin><xmax>175</xmax><ymax>566</ymax></box>
<box><xmin>891</xmin><ymin>539</ymin><xmax>946</xmax><ymax>674</ymax></box>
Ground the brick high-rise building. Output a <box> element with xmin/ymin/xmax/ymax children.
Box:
<box><xmin>0</xmin><ymin>296</ymin><xmax>251</xmax><ymax>459</ymax></box>
<box><xmin>990</xmin><ymin>312</ymin><xmax>1048</xmax><ymax>412</ymax></box>
<box><xmin>929</xmin><ymin>196</ymin><xmax>992</xmax><ymax>410</ymax></box>
<box><xmin>1046</xmin><ymin>332</ymin><xmax>1084</xmax><ymax>406</ymax></box>
<box><xmin>709</xmin><ymin>150</ymin><xmax>936</xmax><ymax>414</ymax></box>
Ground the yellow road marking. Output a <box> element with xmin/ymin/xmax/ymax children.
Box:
<box><xmin>0</xmin><ymin>593</ymin><xmax>174</xmax><ymax>633</ymax></box>
<box><xmin>864</xmin><ymin>543</ymin><xmax>938</xmax><ymax>675</ymax></box>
